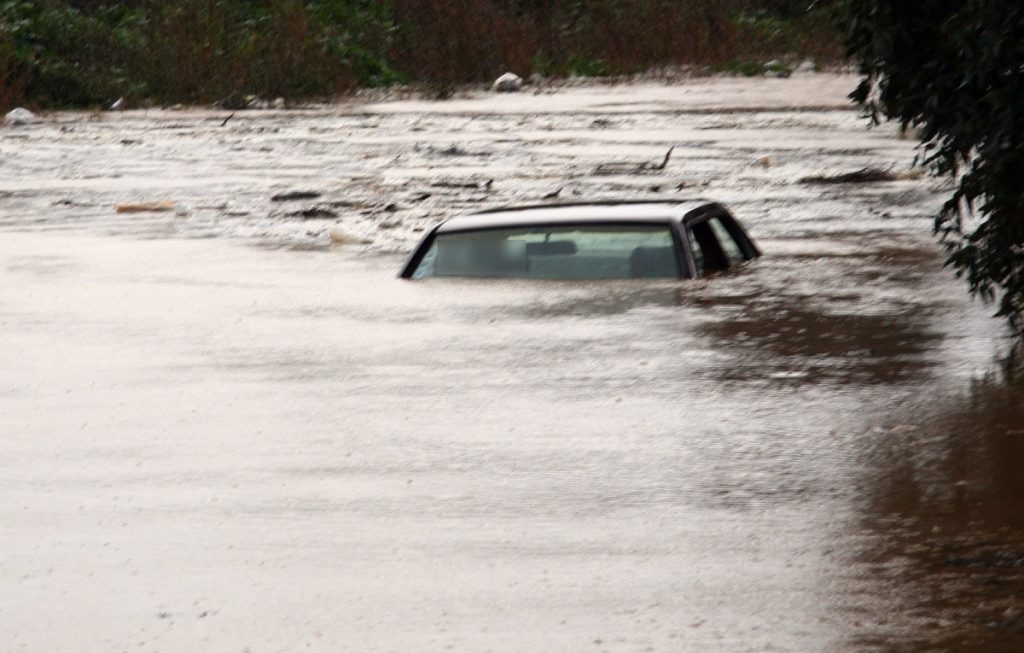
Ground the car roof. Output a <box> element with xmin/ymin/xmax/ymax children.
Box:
<box><xmin>434</xmin><ymin>200</ymin><xmax>717</xmax><ymax>233</ymax></box>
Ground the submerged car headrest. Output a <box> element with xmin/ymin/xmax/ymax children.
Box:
<box><xmin>629</xmin><ymin>246</ymin><xmax>677</xmax><ymax>278</ymax></box>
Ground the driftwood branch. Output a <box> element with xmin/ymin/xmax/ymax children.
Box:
<box><xmin>593</xmin><ymin>146</ymin><xmax>675</xmax><ymax>176</ymax></box>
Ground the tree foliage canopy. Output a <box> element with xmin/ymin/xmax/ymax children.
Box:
<box><xmin>844</xmin><ymin>1</ymin><xmax>1024</xmax><ymax>336</ymax></box>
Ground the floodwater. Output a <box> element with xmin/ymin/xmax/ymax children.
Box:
<box><xmin>1</xmin><ymin>74</ymin><xmax>1023</xmax><ymax>651</ymax></box>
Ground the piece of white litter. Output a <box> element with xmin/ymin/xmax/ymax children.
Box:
<box><xmin>109</xmin><ymin>97</ymin><xmax>125</xmax><ymax>111</ymax></box>
<box><xmin>3</xmin><ymin>108</ymin><xmax>37</xmax><ymax>127</ymax></box>
<box><xmin>492</xmin><ymin>72</ymin><xmax>523</xmax><ymax>93</ymax></box>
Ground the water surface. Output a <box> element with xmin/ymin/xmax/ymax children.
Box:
<box><xmin>1</xmin><ymin>75</ymin><xmax>1021</xmax><ymax>652</ymax></box>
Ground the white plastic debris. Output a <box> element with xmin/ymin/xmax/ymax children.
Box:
<box><xmin>764</xmin><ymin>60</ymin><xmax>791</xmax><ymax>78</ymax></box>
<box><xmin>3</xmin><ymin>107</ymin><xmax>37</xmax><ymax>127</ymax></box>
<box><xmin>109</xmin><ymin>97</ymin><xmax>125</xmax><ymax>111</ymax></box>
<box><xmin>492</xmin><ymin>72</ymin><xmax>523</xmax><ymax>93</ymax></box>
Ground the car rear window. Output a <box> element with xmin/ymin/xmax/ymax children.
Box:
<box><xmin>412</xmin><ymin>224</ymin><xmax>679</xmax><ymax>280</ymax></box>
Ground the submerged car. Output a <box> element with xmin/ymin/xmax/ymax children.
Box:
<box><xmin>399</xmin><ymin>200</ymin><xmax>760</xmax><ymax>280</ymax></box>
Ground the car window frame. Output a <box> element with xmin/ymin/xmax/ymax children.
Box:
<box><xmin>678</xmin><ymin>205</ymin><xmax>759</xmax><ymax>278</ymax></box>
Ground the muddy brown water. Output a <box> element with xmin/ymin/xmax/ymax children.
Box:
<box><xmin>1</xmin><ymin>75</ymin><xmax>1023</xmax><ymax>651</ymax></box>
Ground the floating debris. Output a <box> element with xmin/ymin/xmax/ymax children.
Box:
<box><xmin>271</xmin><ymin>190</ymin><xmax>321</xmax><ymax>202</ymax></box>
<box><xmin>437</xmin><ymin>145</ymin><xmax>470</xmax><ymax>156</ymax></box>
<box><xmin>328</xmin><ymin>227</ymin><xmax>365</xmax><ymax>245</ymax></box>
<box><xmin>322</xmin><ymin>200</ymin><xmax>366</xmax><ymax>209</ymax></box>
<box><xmin>418</xmin><ymin>144</ymin><xmax>490</xmax><ymax>158</ymax></box>
<box><xmin>430</xmin><ymin>179</ymin><xmax>493</xmax><ymax>190</ymax></box>
<box><xmin>594</xmin><ymin>146</ymin><xmax>674</xmax><ymax>176</ymax></box>
<box><xmin>799</xmin><ymin>167</ymin><xmax>923</xmax><ymax>184</ymax></box>
<box><xmin>217</xmin><ymin>94</ymin><xmax>274</xmax><ymax>110</ymax></box>
<box><xmin>287</xmin><ymin>207</ymin><xmax>338</xmax><ymax>220</ymax></box>
<box><xmin>115</xmin><ymin>201</ymin><xmax>176</xmax><ymax>213</ymax></box>
<box><xmin>676</xmin><ymin>179</ymin><xmax>709</xmax><ymax>190</ymax></box>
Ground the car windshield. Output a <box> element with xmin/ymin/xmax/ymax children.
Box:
<box><xmin>411</xmin><ymin>224</ymin><xmax>679</xmax><ymax>280</ymax></box>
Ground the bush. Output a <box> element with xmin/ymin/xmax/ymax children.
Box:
<box><xmin>0</xmin><ymin>0</ymin><xmax>139</xmax><ymax>107</ymax></box>
<box><xmin>844</xmin><ymin>0</ymin><xmax>1024</xmax><ymax>337</ymax></box>
<box><xmin>0</xmin><ymin>29</ymin><xmax>28</xmax><ymax>111</ymax></box>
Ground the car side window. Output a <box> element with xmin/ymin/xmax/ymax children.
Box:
<box><xmin>709</xmin><ymin>217</ymin><xmax>745</xmax><ymax>265</ymax></box>
<box><xmin>689</xmin><ymin>232</ymin><xmax>705</xmax><ymax>274</ymax></box>
<box><xmin>687</xmin><ymin>216</ymin><xmax>745</xmax><ymax>275</ymax></box>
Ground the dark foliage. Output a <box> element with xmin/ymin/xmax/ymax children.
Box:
<box><xmin>844</xmin><ymin>1</ymin><xmax>1024</xmax><ymax>337</ymax></box>
<box><xmin>0</xmin><ymin>0</ymin><xmax>399</xmax><ymax>107</ymax></box>
<box><xmin>0</xmin><ymin>0</ymin><xmax>843</xmax><ymax>110</ymax></box>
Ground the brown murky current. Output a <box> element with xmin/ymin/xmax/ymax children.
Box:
<box><xmin>2</xmin><ymin>75</ymin><xmax>1023</xmax><ymax>651</ymax></box>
